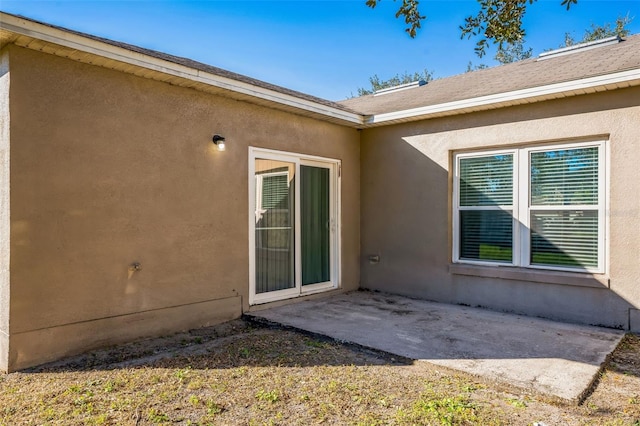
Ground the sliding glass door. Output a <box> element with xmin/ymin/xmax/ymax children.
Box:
<box><xmin>249</xmin><ymin>149</ymin><xmax>340</xmax><ymax>304</ymax></box>
<box><xmin>301</xmin><ymin>165</ymin><xmax>330</xmax><ymax>286</ymax></box>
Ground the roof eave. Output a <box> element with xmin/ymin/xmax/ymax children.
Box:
<box><xmin>362</xmin><ymin>68</ymin><xmax>640</xmax><ymax>127</ymax></box>
<box><xmin>2</xmin><ymin>12</ymin><xmax>638</xmax><ymax>130</ymax></box>
<box><xmin>0</xmin><ymin>12</ymin><xmax>364</xmax><ymax>127</ymax></box>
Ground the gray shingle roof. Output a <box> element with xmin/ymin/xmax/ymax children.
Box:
<box><xmin>3</xmin><ymin>11</ymin><xmax>638</xmax><ymax>122</ymax></box>
<box><xmin>338</xmin><ymin>34</ymin><xmax>640</xmax><ymax>116</ymax></box>
<box><xmin>1</xmin><ymin>12</ymin><xmax>360</xmax><ymax>115</ymax></box>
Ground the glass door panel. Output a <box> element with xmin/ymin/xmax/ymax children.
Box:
<box><xmin>254</xmin><ymin>159</ymin><xmax>295</xmax><ymax>294</ymax></box>
<box><xmin>301</xmin><ymin>165</ymin><xmax>330</xmax><ymax>286</ymax></box>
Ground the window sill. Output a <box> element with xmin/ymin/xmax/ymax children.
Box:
<box><xmin>449</xmin><ymin>263</ymin><xmax>609</xmax><ymax>289</ymax></box>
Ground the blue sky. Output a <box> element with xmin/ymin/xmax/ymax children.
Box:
<box><xmin>2</xmin><ymin>1</ymin><xmax>639</xmax><ymax>100</ymax></box>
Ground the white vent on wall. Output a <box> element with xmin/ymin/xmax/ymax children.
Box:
<box><xmin>538</xmin><ymin>36</ymin><xmax>622</xmax><ymax>61</ymax></box>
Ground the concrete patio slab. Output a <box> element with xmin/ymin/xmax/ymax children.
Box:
<box><xmin>246</xmin><ymin>291</ymin><xmax>624</xmax><ymax>403</ymax></box>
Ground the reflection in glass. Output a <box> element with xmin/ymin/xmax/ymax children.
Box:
<box><xmin>254</xmin><ymin>159</ymin><xmax>295</xmax><ymax>294</ymax></box>
<box><xmin>460</xmin><ymin>210</ymin><xmax>513</xmax><ymax>262</ymax></box>
<box><xmin>301</xmin><ymin>165</ymin><xmax>330</xmax><ymax>285</ymax></box>
<box><xmin>531</xmin><ymin>210</ymin><xmax>598</xmax><ymax>268</ymax></box>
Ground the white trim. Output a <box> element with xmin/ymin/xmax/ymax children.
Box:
<box><xmin>520</xmin><ymin>141</ymin><xmax>605</xmax><ymax>273</ymax></box>
<box><xmin>248</xmin><ymin>147</ymin><xmax>341</xmax><ymax>305</ymax></box>
<box><xmin>453</xmin><ymin>148</ymin><xmax>517</xmax><ymax>267</ymax></box>
<box><xmin>453</xmin><ymin>140</ymin><xmax>607</xmax><ymax>274</ymax></box>
<box><xmin>3</xmin><ymin>13</ymin><xmax>639</xmax><ymax>129</ymax></box>
<box><xmin>598</xmin><ymin>141</ymin><xmax>607</xmax><ymax>274</ymax></box>
<box><xmin>365</xmin><ymin>69</ymin><xmax>640</xmax><ymax>126</ymax></box>
<box><xmin>294</xmin><ymin>158</ymin><xmax>302</xmax><ymax>297</ymax></box>
<box><xmin>0</xmin><ymin>13</ymin><xmax>362</xmax><ymax>126</ymax></box>
<box><xmin>514</xmin><ymin>149</ymin><xmax>523</xmax><ymax>267</ymax></box>
<box><xmin>452</xmin><ymin>155</ymin><xmax>460</xmax><ymax>265</ymax></box>
<box><xmin>604</xmin><ymin>140</ymin><xmax>611</xmax><ymax>278</ymax></box>
<box><xmin>248</xmin><ymin>149</ymin><xmax>258</xmax><ymax>306</ymax></box>
<box><xmin>299</xmin><ymin>158</ymin><xmax>339</xmax><ymax>296</ymax></box>
<box><xmin>248</xmin><ymin>147</ymin><xmax>341</xmax><ymax>164</ymax></box>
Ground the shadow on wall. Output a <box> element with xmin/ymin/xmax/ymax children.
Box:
<box><xmin>359</xmin><ymin>90</ymin><xmax>639</xmax><ymax>330</ymax></box>
<box><xmin>457</xmin><ymin>148</ymin><xmax>601</xmax><ymax>271</ymax></box>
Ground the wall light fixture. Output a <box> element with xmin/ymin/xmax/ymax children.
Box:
<box><xmin>212</xmin><ymin>134</ymin><xmax>226</xmax><ymax>151</ymax></box>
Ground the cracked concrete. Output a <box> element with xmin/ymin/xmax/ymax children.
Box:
<box><xmin>246</xmin><ymin>291</ymin><xmax>624</xmax><ymax>402</ymax></box>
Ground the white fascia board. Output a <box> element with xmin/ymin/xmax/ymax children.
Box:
<box><xmin>0</xmin><ymin>13</ymin><xmax>363</xmax><ymax>126</ymax></box>
<box><xmin>3</xmin><ymin>13</ymin><xmax>638</xmax><ymax>129</ymax></box>
<box><xmin>365</xmin><ymin>68</ymin><xmax>640</xmax><ymax>126</ymax></box>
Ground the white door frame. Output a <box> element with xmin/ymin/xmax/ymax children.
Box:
<box><xmin>248</xmin><ymin>147</ymin><xmax>341</xmax><ymax>305</ymax></box>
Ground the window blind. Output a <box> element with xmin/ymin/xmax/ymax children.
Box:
<box><xmin>454</xmin><ymin>142</ymin><xmax>604</xmax><ymax>272</ymax></box>
<box><xmin>261</xmin><ymin>174</ymin><xmax>289</xmax><ymax>210</ymax></box>
<box><xmin>529</xmin><ymin>147</ymin><xmax>599</xmax><ymax>268</ymax></box>
<box><xmin>530</xmin><ymin>148</ymin><xmax>598</xmax><ymax>206</ymax></box>
<box><xmin>460</xmin><ymin>155</ymin><xmax>513</xmax><ymax>206</ymax></box>
<box><xmin>458</xmin><ymin>154</ymin><xmax>514</xmax><ymax>262</ymax></box>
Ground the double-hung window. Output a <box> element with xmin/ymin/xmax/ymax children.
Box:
<box><xmin>453</xmin><ymin>141</ymin><xmax>605</xmax><ymax>273</ymax></box>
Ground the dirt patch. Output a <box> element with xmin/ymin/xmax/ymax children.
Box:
<box><xmin>1</xmin><ymin>321</ymin><xmax>638</xmax><ymax>425</ymax></box>
<box><xmin>585</xmin><ymin>333</ymin><xmax>640</xmax><ymax>422</ymax></box>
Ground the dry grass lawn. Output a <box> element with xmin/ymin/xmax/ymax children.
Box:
<box><xmin>1</xmin><ymin>320</ymin><xmax>638</xmax><ymax>425</ymax></box>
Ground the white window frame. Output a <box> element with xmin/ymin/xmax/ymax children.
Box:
<box><xmin>249</xmin><ymin>147</ymin><xmax>341</xmax><ymax>305</ymax></box>
<box><xmin>453</xmin><ymin>140</ymin><xmax>606</xmax><ymax>274</ymax></box>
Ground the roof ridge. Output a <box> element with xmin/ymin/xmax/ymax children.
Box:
<box><xmin>338</xmin><ymin>32</ymin><xmax>640</xmax><ymax>120</ymax></box>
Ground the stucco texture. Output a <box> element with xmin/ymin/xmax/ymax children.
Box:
<box><xmin>0</xmin><ymin>48</ymin><xmax>10</xmax><ymax>372</ymax></box>
<box><xmin>6</xmin><ymin>46</ymin><xmax>360</xmax><ymax>370</ymax></box>
<box><xmin>360</xmin><ymin>87</ymin><xmax>640</xmax><ymax>330</ymax></box>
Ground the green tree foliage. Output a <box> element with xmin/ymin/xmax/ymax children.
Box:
<box><xmin>467</xmin><ymin>39</ymin><xmax>532</xmax><ymax>71</ymax></box>
<box><xmin>366</xmin><ymin>0</ymin><xmax>578</xmax><ymax>56</ymax></box>
<box><xmin>359</xmin><ymin>13</ymin><xmax>633</xmax><ymax>92</ymax></box>
<box><xmin>459</xmin><ymin>0</ymin><xmax>577</xmax><ymax>57</ymax></box>
<box><xmin>355</xmin><ymin>69</ymin><xmax>434</xmax><ymax>96</ymax></box>
<box><xmin>467</xmin><ymin>14</ymin><xmax>632</xmax><ymax>71</ymax></box>
<box><xmin>561</xmin><ymin>14</ymin><xmax>633</xmax><ymax>46</ymax></box>
<box><xmin>466</xmin><ymin>61</ymin><xmax>489</xmax><ymax>73</ymax></box>
<box><xmin>366</xmin><ymin>0</ymin><xmax>425</xmax><ymax>38</ymax></box>
<box><xmin>494</xmin><ymin>39</ymin><xmax>532</xmax><ymax>64</ymax></box>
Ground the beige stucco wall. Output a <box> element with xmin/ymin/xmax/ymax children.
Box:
<box><xmin>360</xmin><ymin>87</ymin><xmax>640</xmax><ymax>330</ymax></box>
<box><xmin>0</xmin><ymin>48</ymin><xmax>10</xmax><ymax>372</ymax></box>
<box><xmin>5</xmin><ymin>45</ymin><xmax>360</xmax><ymax>370</ymax></box>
